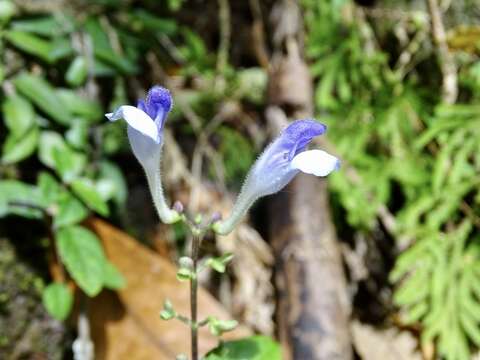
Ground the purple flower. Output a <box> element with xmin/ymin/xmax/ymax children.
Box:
<box><xmin>213</xmin><ymin>119</ymin><xmax>339</xmax><ymax>235</ymax></box>
<box><xmin>106</xmin><ymin>86</ymin><xmax>172</xmax><ymax>144</ymax></box>
<box><xmin>137</xmin><ymin>86</ymin><xmax>173</xmax><ymax>125</ymax></box>
<box><xmin>105</xmin><ymin>86</ymin><xmax>180</xmax><ymax>223</ymax></box>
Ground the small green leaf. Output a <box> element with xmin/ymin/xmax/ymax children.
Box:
<box><xmin>5</xmin><ymin>30</ymin><xmax>54</xmax><ymax>62</ymax></box>
<box><xmin>98</xmin><ymin>161</ymin><xmax>128</xmax><ymax>206</ymax></box>
<box><xmin>65</xmin><ymin>56</ymin><xmax>88</xmax><ymax>87</ymax></box>
<box><xmin>160</xmin><ymin>299</ymin><xmax>176</xmax><ymax>320</ymax></box>
<box><xmin>218</xmin><ymin>253</ymin><xmax>234</xmax><ymax>264</ymax></box>
<box><xmin>71</xmin><ymin>178</ymin><xmax>109</xmax><ymax>216</ymax></box>
<box><xmin>207</xmin><ymin>259</ymin><xmax>226</xmax><ymax>273</ymax></box>
<box><xmin>13</xmin><ymin>73</ymin><xmax>72</xmax><ymax>125</ymax></box>
<box><xmin>205</xmin><ymin>336</ymin><xmax>282</xmax><ymax>360</ymax></box>
<box><xmin>11</xmin><ymin>16</ymin><xmax>74</xmax><ymax>37</ymax></box>
<box><xmin>1</xmin><ymin>126</ymin><xmax>39</xmax><ymax>164</ymax></box>
<box><xmin>176</xmin><ymin>267</ymin><xmax>193</xmax><ymax>282</ymax></box>
<box><xmin>85</xmin><ymin>18</ymin><xmax>137</xmax><ymax>74</ymax></box>
<box><xmin>2</xmin><ymin>94</ymin><xmax>35</xmax><ymax>138</ymax></box>
<box><xmin>160</xmin><ymin>310</ymin><xmax>175</xmax><ymax>320</ymax></box>
<box><xmin>38</xmin><ymin>131</ymin><xmax>67</xmax><ymax>168</ymax></box>
<box><xmin>164</xmin><ymin>299</ymin><xmax>174</xmax><ymax>312</ymax></box>
<box><xmin>49</xmin><ymin>37</ymin><xmax>73</xmax><ymax>61</ymax></box>
<box><xmin>103</xmin><ymin>261</ymin><xmax>126</xmax><ymax>289</ymax></box>
<box><xmin>207</xmin><ymin>316</ymin><xmax>239</xmax><ymax>337</ymax></box>
<box><xmin>216</xmin><ymin>319</ymin><xmax>238</xmax><ymax>333</ymax></box>
<box><xmin>56</xmin><ymin>225</ymin><xmax>107</xmax><ymax>296</ymax></box>
<box><xmin>66</xmin><ymin>121</ymin><xmax>89</xmax><ymax>149</ymax></box>
<box><xmin>128</xmin><ymin>9</ymin><xmax>177</xmax><ymax>35</ymax></box>
<box><xmin>52</xmin><ymin>146</ymin><xmax>86</xmax><ymax>183</ymax></box>
<box><xmin>53</xmin><ymin>191</ymin><xmax>88</xmax><ymax>228</ymax></box>
<box><xmin>206</xmin><ymin>253</ymin><xmax>233</xmax><ymax>274</ymax></box>
<box><xmin>57</xmin><ymin>89</ymin><xmax>102</xmax><ymax>122</ymax></box>
<box><xmin>4</xmin><ymin>30</ymin><xmax>72</xmax><ymax>63</ymax></box>
<box><xmin>0</xmin><ymin>180</ymin><xmax>45</xmax><ymax>219</ymax></box>
<box><xmin>42</xmin><ymin>283</ymin><xmax>73</xmax><ymax>321</ymax></box>
<box><xmin>37</xmin><ymin>172</ymin><xmax>62</xmax><ymax>205</ymax></box>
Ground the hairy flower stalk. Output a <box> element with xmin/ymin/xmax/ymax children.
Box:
<box><xmin>213</xmin><ymin>119</ymin><xmax>340</xmax><ymax>235</ymax></box>
<box><xmin>105</xmin><ymin>86</ymin><xmax>180</xmax><ymax>224</ymax></box>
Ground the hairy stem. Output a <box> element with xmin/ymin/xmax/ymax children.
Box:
<box><xmin>190</xmin><ymin>234</ymin><xmax>201</xmax><ymax>360</ymax></box>
<box><xmin>144</xmin><ymin>162</ymin><xmax>179</xmax><ymax>224</ymax></box>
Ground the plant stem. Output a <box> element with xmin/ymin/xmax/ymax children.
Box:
<box><xmin>190</xmin><ymin>234</ymin><xmax>201</xmax><ymax>360</ymax></box>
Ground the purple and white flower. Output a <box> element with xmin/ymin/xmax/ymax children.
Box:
<box><xmin>213</xmin><ymin>119</ymin><xmax>340</xmax><ymax>235</ymax></box>
<box><xmin>105</xmin><ymin>86</ymin><xmax>180</xmax><ymax>224</ymax></box>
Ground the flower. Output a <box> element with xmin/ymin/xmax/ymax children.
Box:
<box><xmin>105</xmin><ymin>86</ymin><xmax>180</xmax><ymax>224</ymax></box>
<box><xmin>213</xmin><ymin>119</ymin><xmax>340</xmax><ymax>235</ymax></box>
<box><xmin>105</xmin><ymin>86</ymin><xmax>172</xmax><ymax>164</ymax></box>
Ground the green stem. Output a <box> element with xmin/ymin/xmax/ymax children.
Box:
<box><xmin>190</xmin><ymin>233</ymin><xmax>201</xmax><ymax>360</ymax></box>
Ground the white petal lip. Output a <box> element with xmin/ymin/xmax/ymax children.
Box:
<box><xmin>105</xmin><ymin>105</ymin><xmax>160</xmax><ymax>143</ymax></box>
<box><xmin>290</xmin><ymin>149</ymin><xmax>340</xmax><ymax>176</ymax></box>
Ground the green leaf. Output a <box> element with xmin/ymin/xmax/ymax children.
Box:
<box><xmin>176</xmin><ymin>267</ymin><xmax>193</xmax><ymax>282</ymax></box>
<box><xmin>98</xmin><ymin>161</ymin><xmax>127</xmax><ymax>206</ymax></box>
<box><xmin>56</xmin><ymin>89</ymin><xmax>102</xmax><ymax>122</ymax></box>
<box><xmin>66</xmin><ymin>121</ymin><xmax>89</xmax><ymax>149</ymax></box>
<box><xmin>13</xmin><ymin>73</ymin><xmax>72</xmax><ymax>125</ymax></box>
<box><xmin>71</xmin><ymin>178</ymin><xmax>109</xmax><ymax>216</ymax></box>
<box><xmin>206</xmin><ymin>253</ymin><xmax>234</xmax><ymax>273</ymax></box>
<box><xmin>52</xmin><ymin>145</ymin><xmax>86</xmax><ymax>183</ymax></box>
<box><xmin>0</xmin><ymin>180</ymin><xmax>45</xmax><ymax>219</ymax></box>
<box><xmin>37</xmin><ymin>172</ymin><xmax>62</xmax><ymax>204</ymax></box>
<box><xmin>2</xmin><ymin>94</ymin><xmax>35</xmax><ymax>138</ymax></box>
<box><xmin>42</xmin><ymin>283</ymin><xmax>73</xmax><ymax>321</ymax></box>
<box><xmin>49</xmin><ymin>37</ymin><xmax>74</xmax><ymax>60</ymax></box>
<box><xmin>11</xmin><ymin>16</ymin><xmax>74</xmax><ymax>37</ymax></box>
<box><xmin>205</xmin><ymin>336</ymin><xmax>282</xmax><ymax>360</ymax></box>
<box><xmin>5</xmin><ymin>30</ymin><xmax>55</xmax><ymax>62</ymax></box>
<box><xmin>129</xmin><ymin>9</ymin><xmax>177</xmax><ymax>35</ymax></box>
<box><xmin>56</xmin><ymin>225</ymin><xmax>106</xmax><ymax>296</ymax></box>
<box><xmin>103</xmin><ymin>261</ymin><xmax>126</xmax><ymax>289</ymax></box>
<box><xmin>85</xmin><ymin>18</ymin><xmax>137</xmax><ymax>74</ymax></box>
<box><xmin>160</xmin><ymin>309</ymin><xmax>175</xmax><ymax>321</ymax></box>
<box><xmin>53</xmin><ymin>191</ymin><xmax>89</xmax><ymax>228</ymax></box>
<box><xmin>1</xmin><ymin>126</ymin><xmax>39</xmax><ymax>164</ymax></box>
<box><xmin>4</xmin><ymin>30</ymin><xmax>72</xmax><ymax>63</ymax></box>
<box><xmin>65</xmin><ymin>56</ymin><xmax>88</xmax><ymax>87</ymax></box>
<box><xmin>207</xmin><ymin>316</ymin><xmax>239</xmax><ymax>336</ymax></box>
<box><xmin>160</xmin><ymin>299</ymin><xmax>176</xmax><ymax>320</ymax></box>
<box><xmin>38</xmin><ymin>131</ymin><xmax>65</xmax><ymax>167</ymax></box>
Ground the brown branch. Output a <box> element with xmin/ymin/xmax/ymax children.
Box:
<box><xmin>216</xmin><ymin>0</ymin><xmax>231</xmax><ymax>75</ymax></box>
<box><xmin>426</xmin><ymin>0</ymin><xmax>458</xmax><ymax>104</ymax></box>
<box><xmin>249</xmin><ymin>0</ymin><xmax>270</xmax><ymax>68</ymax></box>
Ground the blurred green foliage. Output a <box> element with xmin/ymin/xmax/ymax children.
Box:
<box><xmin>0</xmin><ymin>0</ymin><xmax>262</xmax><ymax>336</ymax></box>
<box><xmin>304</xmin><ymin>0</ymin><xmax>480</xmax><ymax>359</ymax></box>
<box><xmin>0</xmin><ymin>0</ymin><xmax>179</xmax><ymax>321</ymax></box>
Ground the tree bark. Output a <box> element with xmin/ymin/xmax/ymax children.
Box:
<box><xmin>266</xmin><ymin>2</ymin><xmax>352</xmax><ymax>358</ymax></box>
<box><xmin>269</xmin><ymin>174</ymin><xmax>352</xmax><ymax>360</ymax></box>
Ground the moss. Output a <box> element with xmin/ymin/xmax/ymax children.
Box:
<box><xmin>0</xmin><ymin>238</ymin><xmax>68</xmax><ymax>359</ymax></box>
